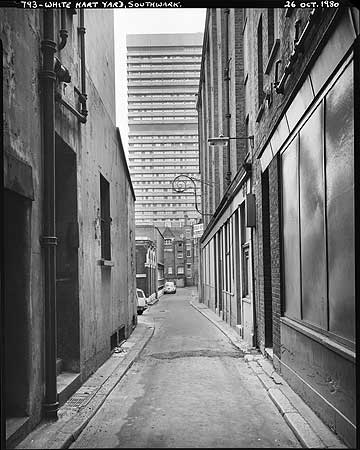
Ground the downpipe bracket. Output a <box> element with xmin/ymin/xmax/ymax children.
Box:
<box><xmin>39</xmin><ymin>70</ymin><xmax>56</xmax><ymax>81</ymax></box>
<box><xmin>43</xmin><ymin>399</ymin><xmax>59</xmax><ymax>420</ymax></box>
<box><xmin>41</xmin><ymin>39</ymin><xmax>57</xmax><ymax>52</ymax></box>
<box><xmin>40</xmin><ymin>236</ymin><xmax>58</xmax><ymax>247</ymax></box>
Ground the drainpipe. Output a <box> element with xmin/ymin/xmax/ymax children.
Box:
<box><xmin>224</xmin><ymin>8</ymin><xmax>231</xmax><ymax>187</ymax></box>
<box><xmin>250</xmin><ymin>185</ymin><xmax>257</xmax><ymax>349</ymax></box>
<box><xmin>223</xmin><ymin>8</ymin><xmax>231</xmax><ymax>323</ymax></box>
<box><xmin>40</xmin><ymin>10</ymin><xmax>59</xmax><ymax>419</ymax></box>
<box><xmin>58</xmin><ymin>10</ymin><xmax>68</xmax><ymax>51</ymax></box>
<box><xmin>78</xmin><ymin>10</ymin><xmax>88</xmax><ymax>118</ymax></box>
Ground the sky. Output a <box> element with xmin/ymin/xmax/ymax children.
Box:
<box><xmin>114</xmin><ymin>8</ymin><xmax>206</xmax><ymax>157</ymax></box>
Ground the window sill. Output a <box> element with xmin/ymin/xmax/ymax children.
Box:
<box><xmin>265</xmin><ymin>39</ymin><xmax>280</xmax><ymax>75</ymax></box>
<box><xmin>98</xmin><ymin>259</ymin><xmax>114</xmax><ymax>267</ymax></box>
<box><xmin>280</xmin><ymin>316</ymin><xmax>355</xmax><ymax>363</ymax></box>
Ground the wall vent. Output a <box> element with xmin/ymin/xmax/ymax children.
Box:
<box><xmin>110</xmin><ymin>332</ymin><xmax>117</xmax><ymax>350</ymax></box>
<box><xmin>118</xmin><ymin>325</ymin><xmax>126</xmax><ymax>345</ymax></box>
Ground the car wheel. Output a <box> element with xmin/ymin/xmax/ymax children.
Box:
<box><xmin>138</xmin><ymin>310</ymin><xmax>143</xmax><ymax>315</ymax></box>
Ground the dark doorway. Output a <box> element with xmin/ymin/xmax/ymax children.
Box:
<box><xmin>55</xmin><ymin>134</ymin><xmax>80</xmax><ymax>374</ymax></box>
<box><xmin>4</xmin><ymin>189</ymin><xmax>31</xmax><ymax>417</ymax></box>
<box><xmin>262</xmin><ymin>169</ymin><xmax>273</xmax><ymax>348</ymax></box>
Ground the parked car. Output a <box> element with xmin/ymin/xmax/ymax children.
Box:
<box><xmin>164</xmin><ymin>281</ymin><xmax>176</xmax><ymax>294</ymax></box>
<box><xmin>136</xmin><ymin>288</ymin><xmax>148</xmax><ymax>315</ymax></box>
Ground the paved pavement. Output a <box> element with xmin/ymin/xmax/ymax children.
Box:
<box><xmin>69</xmin><ymin>289</ymin><xmax>300</xmax><ymax>448</ymax></box>
<box><xmin>16</xmin><ymin>321</ymin><xmax>155</xmax><ymax>449</ymax></box>
<box><xmin>16</xmin><ymin>287</ymin><xmax>347</xmax><ymax>449</ymax></box>
<box><xmin>189</xmin><ymin>291</ymin><xmax>347</xmax><ymax>449</ymax></box>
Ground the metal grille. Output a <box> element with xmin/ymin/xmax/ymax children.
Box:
<box><xmin>65</xmin><ymin>386</ymin><xmax>97</xmax><ymax>409</ymax></box>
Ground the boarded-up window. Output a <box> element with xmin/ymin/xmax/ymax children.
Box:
<box><xmin>282</xmin><ymin>137</ymin><xmax>301</xmax><ymax>320</ymax></box>
<box><xmin>281</xmin><ymin>59</ymin><xmax>354</xmax><ymax>345</ymax></box>
<box><xmin>325</xmin><ymin>62</ymin><xmax>355</xmax><ymax>341</ymax></box>
<box><xmin>299</xmin><ymin>104</ymin><xmax>327</xmax><ymax>329</ymax></box>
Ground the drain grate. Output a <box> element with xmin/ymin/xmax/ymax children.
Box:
<box><xmin>65</xmin><ymin>386</ymin><xmax>97</xmax><ymax>410</ymax></box>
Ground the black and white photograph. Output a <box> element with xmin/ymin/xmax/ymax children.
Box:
<box><xmin>1</xmin><ymin>1</ymin><xmax>358</xmax><ymax>448</ymax></box>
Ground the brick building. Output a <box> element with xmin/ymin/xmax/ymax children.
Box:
<box><xmin>161</xmin><ymin>224</ymin><xmax>199</xmax><ymax>288</ymax></box>
<box><xmin>197</xmin><ymin>7</ymin><xmax>358</xmax><ymax>447</ymax></box>
<box><xmin>135</xmin><ymin>225</ymin><xmax>165</xmax><ymax>301</ymax></box>
<box><xmin>197</xmin><ymin>8</ymin><xmax>254</xmax><ymax>344</ymax></box>
<box><xmin>2</xmin><ymin>9</ymin><xmax>136</xmax><ymax>447</ymax></box>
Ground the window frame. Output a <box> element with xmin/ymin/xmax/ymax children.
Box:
<box><xmin>242</xmin><ymin>244</ymin><xmax>250</xmax><ymax>298</ymax></box>
<box><xmin>100</xmin><ymin>174</ymin><xmax>111</xmax><ymax>261</ymax></box>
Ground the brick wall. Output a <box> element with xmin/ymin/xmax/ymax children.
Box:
<box><xmin>253</xmin><ymin>163</ymin><xmax>264</xmax><ymax>349</ymax></box>
<box><xmin>262</xmin><ymin>169</ymin><xmax>273</xmax><ymax>348</ymax></box>
<box><xmin>268</xmin><ymin>156</ymin><xmax>281</xmax><ymax>358</ymax></box>
<box><xmin>231</xmin><ymin>8</ymin><xmax>247</xmax><ymax>171</ymax></box>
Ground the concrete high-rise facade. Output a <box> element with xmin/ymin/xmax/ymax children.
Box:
<box><xmin>127</xmin><ymin>33</ymin><xmax>203</xmax><ymax>227</ymax></box>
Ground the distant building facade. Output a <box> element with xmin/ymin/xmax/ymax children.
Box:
<box><xmin>135</xmin><ymin>225</ymin><xmax>165</xmax><ymax>301</ymax></box>
<box><xmin>126</xmin><ymin>33</ymin><xmax>203</xmax><ymax>228</ymax></box>
<box><xmin>2</xmin><ymin>9</ymin><xmax>136</xmax><ymax>447</ymax></box>
<box><xmin>135</xmin><ymin>238</ymin><xmax>157</xmax><ymax>301</ymax></box>
<box><xmin>198</xmin><ymin>7</ymin><xmax>358</xmax><ymax>448</ymax></box>
<box><xmin>161</xmin><ymin>224</ymin><xmax>199</xmax><ymax>287</ymax></box>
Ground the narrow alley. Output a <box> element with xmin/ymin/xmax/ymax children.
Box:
<box><xmin>69</xmin><ymin>288</ymin><xmax>300</xmax><ymax>448</ymax></box>
<box><xmin>2</xmin><ymin>5</ymin><xmax>357</xmax><ymax>449</ymax></box>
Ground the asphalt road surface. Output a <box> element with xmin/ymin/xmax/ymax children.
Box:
<box><xmin>71</xmin><ymin>287</ymin><xmax>301</xmax><ymax>448</ymax></box>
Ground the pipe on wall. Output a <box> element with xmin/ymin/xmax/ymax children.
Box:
<box><xmin>56</xmin><ymin>92</ymin><xmax>87</xmax><ymax>123</ymax></box>
<box><xmin>39</xmin><ymin>9</ymin><xmax>59</xmax><ymax>419</ymax></box>
<box><xmin>0</xmin><ymin>37</ymin><xmax>6</xmax><ymax>450</ymax></box>
<box><xmin>55</xmin><ymin>11</ymin><xmax>87</xmax><ymax>123</ymax></box>
<box><xmin>78</xmin><ymin>9</ymin><xmax>88</xmax><ymax>117</ymax></box>
<box><xmin>58</xmin><ymin>9</ymin><xmax>68</xmax><ymax>51</ymax></box>
<box><xmin>224</xmin><ymin>8</ymin><xmax>231</xmax><ymax>187</ymax></box>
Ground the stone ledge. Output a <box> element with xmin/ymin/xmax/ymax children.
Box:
<box><xmin>257</xmin><ymin>373</ymin><xmax>276</xmax><ymax>391</ymax></box>
<box><xmin>268</xmin><ymin>387</ymin><xmax>297</xmax><ymax>415</ymax></box>
<box><xmin>284</xmin><ymin>412</ymin><xmax>325</xmax><ymax>448</ymax></box>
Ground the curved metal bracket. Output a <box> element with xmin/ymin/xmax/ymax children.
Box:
<box><xmin>172</xmin><ymin>174</ymin><xmax>212</xmax><ymax>217</ymax></box>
